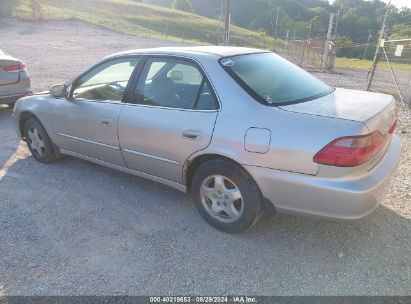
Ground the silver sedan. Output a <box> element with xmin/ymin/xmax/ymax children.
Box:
<box><xmin>13</xmin><ymin>47</ymin><xmax>401</xmax><ymax>233</ymax></box>
<box><xmin>0</xmin><ymin>48</ymin><xmax>31</xmax><ymax>106</ymax></box>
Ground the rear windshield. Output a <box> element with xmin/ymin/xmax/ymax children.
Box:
<box><xmin>220</xmin><ymin>52</ymin><xmax>333</xmax><ymax>105</ymax></box>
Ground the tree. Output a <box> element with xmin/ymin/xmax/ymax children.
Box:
<box><xmin>148</xmin><ymin>0</ymin><xmax>410</xmax><ymax>57</ymax></box>
<box><xmin>172</xmin><ymin>0</ymin><xmax>193</xmax><ymax>12</ymax></box>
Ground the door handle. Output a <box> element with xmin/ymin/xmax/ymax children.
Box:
<box><xmin>100</xmin><ymin>118</ymin><xmax>113</xmax><ymax>126</ymax></box>
<box><xmin>182</xmin><ymin>130</ymin><xmax>201</xmax><ymax>140</ymax></box>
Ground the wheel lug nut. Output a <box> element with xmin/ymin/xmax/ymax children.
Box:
<box><xmin>213</xmin><ymin>194</ymin><xmax>217</xmax><ymax>198</ymax></box>
<box><xmin>225</xmin><ymin>195</ymin><xmax>228</xmax><ymax>199</ymax></box>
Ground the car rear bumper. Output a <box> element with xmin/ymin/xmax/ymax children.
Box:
<box><xmin>0</xmin><ymin>92</ymin><xmax>32</xmax><ymax>104</ymax></box>
<box><xmin>246</xmin><ymin>135</ymin><xmax>401</xmax><ymax>220</ymax></box>
<box><xmin>0</xmin><ymin>71</ymin><xmax>31</xmax><ymax>104</ymax></box>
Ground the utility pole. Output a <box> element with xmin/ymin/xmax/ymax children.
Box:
<box><xmin>32</xmin><ymin>0</ymin><xmax>41</xmax><ymax>18</ymax></box>
<box><xmin>300</xmin><ymin>22</ymin><xmax>312</xmax><ymax>66</ymax></box>
<box><xmin>224</xmin><ymin>0</ymin><xmax>231</xmax><ymax>45</ymax></box>
<box><xmin>218</xmin><ymin>2</ymin><xmax>224</xmax><ymax>22</ymax></box>
<box><xmin>367</xmin><ymin>1</ymin><xmax>390</xmax><ymax>90</ymax></box>
<box><xmin>293</xmin><ymin>28</ymin><xmax>296</xmax><ymax>39</ymax></box>
<box><xmin>307</xmin><ymin>21</ymin><xmax>312</xmax><ymax>42</ymax></box>
<box><xmin>274</xmin><ymin>7</ymin><xmax>280</xmax><ymax>38</ymax></box>
<box><xmin>216</xmin><ymin>2</ymin><xmax>224</xmax><ymax>44</ymax></box>
<box><xmin>334</xmin><ymin>10</ymin><xmax>340</xmax><ymax>37</ymax></box>
<box><xmin>329</xmin><ymin>10</ymin><xmax>340</xmax><ymax>71</ymax></box>
<box><xmin>363</xmin><ymin>30</ymin><xmax>373</xmax><ymax>60</ymax></box>
<box><xmin>285</xmin><ymin>29</ymin><xmax>289</xmax><ymax>53</ymax></box>
<box><xmin>322</xmin><ymin>13</ymin><xmax>335</xmax><ymax>72</ymax></box>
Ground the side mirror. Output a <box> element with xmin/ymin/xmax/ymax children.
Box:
<box><xmin>50</xmin><ymin>84</ymin><xmax>68</xmax><ymax>99</ymax></box>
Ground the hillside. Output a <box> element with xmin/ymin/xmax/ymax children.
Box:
<box><xmin>0</xmin><ymin>0</ymin><xmax>282</xmax><ymax>50</ymax></box>
<box><xmin>147</xmin><ymin>0</ymin><xmax>411</xmax><ymax>40</ymax></box>
<box><xmin>146</xmin><ymin>0</ymin><xmax>411</xmax><ymax>59</ymax></box>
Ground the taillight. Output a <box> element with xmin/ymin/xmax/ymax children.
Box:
<box><xmin>313</xmin><ymin>132</ymin><xmax>386</xmax><ymax>167</ymax></box>
<box><xmin>314</xmin><ymin>120</ymin><xmax>397</xmax><ymax>167</ymax></box>
<box><xmin>388</xmin><ymin>120</ymin><xmax>397</xmax><ymax>134</ymax></box>
<box><xmin>4</xmin><ymin>63</ymin><xmax>26</xmax><ymax>73</ymax></box>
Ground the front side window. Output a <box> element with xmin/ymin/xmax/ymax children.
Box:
<box><xmin>133</xmin><ymin>58</ymin><xmax>218</xmax><ymax>110</ymax></box>
<box><xmin>72</xmin><ymin>57</ymin><xmax>140</xmax><ymax>102</ymax></box>
<box><xmin>220</xmin><ymin>52</ymin><xmax>333</xmax><ymax>105</ymax></box>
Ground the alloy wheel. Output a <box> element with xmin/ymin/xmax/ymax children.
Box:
<box><xmin>200</xmin><ymin>175</ymin><xmax>244</xmax><ymax>223</ymax></box>
<box><xmin>27</xmin><ymin>127</ymin><xmax>46</xmax><ymax>157</ymax></box>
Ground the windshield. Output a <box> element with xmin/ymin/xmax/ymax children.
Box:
<box><xmin>220</xmin><ymin>52</ymin><xmax>333</xmax><ymax>105</ymax></box>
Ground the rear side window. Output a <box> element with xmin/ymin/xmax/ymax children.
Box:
<box><xmin>132</xmin><ymin>57</ymin><xmax>218</xmax><ymax>110</ymax></box>
<box><xmin>220</xmin><ymin>52</ymin><xmax>333</xmax><ymax>105</ymax></box>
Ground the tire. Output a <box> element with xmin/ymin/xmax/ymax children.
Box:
<box><xmin>191</xmin><ymin>159</ymin><xmax>263</xmax><ymax>233</ymax></box>
<box><xmin>23</xmin><ymin>117</ymin><xmax>57</xmax><ymax>163</ymax></box>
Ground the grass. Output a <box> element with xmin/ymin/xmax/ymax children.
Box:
<box><xmin>1</xmin><ymin>0</ymin><xmax>283</xmax><ymax>50</ymax></box>
<box><xmin>334</xmin><ymin>58</ymin><xmax>373</xmax><ymax>70</ymax></box>
<box><xmin>335</xmin><ymin>57</ymin><xmax>411</xmax><ymax>72</ymax></box>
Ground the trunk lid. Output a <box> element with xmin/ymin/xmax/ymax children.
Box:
<box><xmin>279</xmin><ymin>88</ymin><xmax>396</xmax><ymax>134</ymax></box>
<box><xmin>0</xmin><ymin>51</ymin><xmax>21</xmax><ymax>85</ymax></box>
<box><xmin>279</xmin><ymin>88</ymin><xmax>397</xmax><ymax>170</ymax></box>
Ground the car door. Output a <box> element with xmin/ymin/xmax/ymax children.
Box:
<box><xmin>118</xmin><ymin>56</ymin><xmax>219</xmax><ymax>183</ymax></box>
<box><xmin>50</xmin><ymin>56</ymin><xmax>141</xmax><ymax>166</ymax></box>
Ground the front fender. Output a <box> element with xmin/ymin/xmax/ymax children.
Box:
<box><xmin>13</xmin><ymin>94</ymin><xmax>55</xmax><ymax>140</ymax></box>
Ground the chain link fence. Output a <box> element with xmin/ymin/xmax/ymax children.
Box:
<box><xmin>288</xmin><ymin>38</ymin><xmax>327</xmax><ymax>70</ymax></box>
<box><xmin>368</xmin><ymin>38</ymin><xmax>411</xmax><ymax>106</ymax></box>
<box><xmin>273</xmin><ymin>37</ymin><xmax>331</xmax><ymax>71</ymax></box>
<box><xmin>382</xmin><ymin>39</ymin><xmax>411</xmax><ymax>105</ymax></box>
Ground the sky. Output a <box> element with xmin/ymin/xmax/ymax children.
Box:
<box><xmin>383</xmin><ymin>0</ymin><xmax>410</xmax><ymax>8</ymax></box>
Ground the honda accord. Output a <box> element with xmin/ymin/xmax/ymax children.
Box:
<box><xmin>13</xmin><ymin>47</ymin><xmax>401</xmax><ymax>233</ymax></box>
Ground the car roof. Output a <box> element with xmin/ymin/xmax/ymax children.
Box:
<box><xmin>108</xmin><ymin>46</ymin><xmax>267</xmax><ymax>60</ymax></box>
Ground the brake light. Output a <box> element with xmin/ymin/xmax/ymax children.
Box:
<box><xmin>4</xmin><ymin>63</ymin><xmax>26</xmax><ymax>73</ymax></box>
<box><xmin>313</xmin><ymin>131</ymin><xmax>386</xmax><ymax>167</ymax></box>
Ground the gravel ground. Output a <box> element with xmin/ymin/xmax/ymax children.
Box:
<box><xmin>0</xmin><ymin>18</ymin><xmax>410</xmax><ymax>296</ymax></box>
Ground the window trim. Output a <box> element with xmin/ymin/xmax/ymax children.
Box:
<box><xmin>218</xmin><ymin>52</ymin><xmax>335</xmax><ymax>107</ymax></box>
<box><xmin>68</xmin><ymin>55</ymin><xmax>144</xmax><ymax>104</ymax></box>
<box><xmin>124</xmin><ymin>55</ymin><xmax>221</xmax><ymax>112</ymax></box>
<box><xmin>193</xmin><ymin>78</ymin><xmax>206</xmax><ymax>110</ymax></box>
